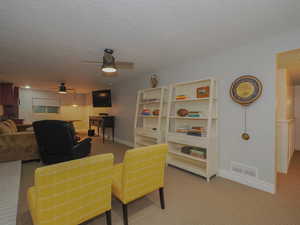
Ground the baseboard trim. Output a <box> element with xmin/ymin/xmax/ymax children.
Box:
<box><xmin>218</xmin><ymin>169</ymin><xmax>275</xmax><ymax>194</ymax></box>
<box><xmin>115</xmin><ymin>138</ymin><xmax>134</xmax><ymax>147</ymax></box>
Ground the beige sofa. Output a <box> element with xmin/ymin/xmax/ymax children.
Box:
<box><xmin>0</xmin><ymin>120</ymin><xmax>39</xmax><ymax>162</ymax></box>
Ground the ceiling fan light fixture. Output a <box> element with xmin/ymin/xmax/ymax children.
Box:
<box><xmin>101</xmin><ymin>48</ymin><xmax>117</xmax><ymax>73</ymax></box>
<box><xmin>58</xmin><ymin>83</ymin><xmax>67</xmax><ymax>94</ymax></box>
<box><xmin>102</xmin><ymin>66</ymin><xmax>117</xmax><ymax>73</ymax></box>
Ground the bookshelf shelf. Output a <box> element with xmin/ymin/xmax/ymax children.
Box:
<box><xmin>138</xmin><ymin>115</ymin><xmax>160</xmax><ymax>118</ymax></box>
<box><xmin>134</xmin><ymin>87</ymin><xmax>168</xmax><ymax>147</ymax></box>
<box><xmin>166</xmin><ymin>78</ymin><xmax>218</xmax><ymax>181</ymax></box>
<box><xmin>172</xmin><ymin>97</ymin><xmax>214</xmax><ymax>102</ymax></box>
<box><xmin>139</xmin><ymin>101</ymin><xmax>161</xmax><ymax>105</ymax></box>
<box><xmin>169</xmin><ymin>116</ymin><xmax>213</xmax><ymax>120</ymax></box>
<box><xmin>169</xmin><ymin>150</ymin><xmax>207</xmax><ymax>163</ymax></box>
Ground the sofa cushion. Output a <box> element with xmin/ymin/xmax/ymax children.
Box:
<box><xmin>0</xmin><ymin>122</ymin><xmax>12</xmax><ymax>134</ymax></box>
<box><xmin>0</xmin><ymin>131</ymin><xmax>39</xmax><ymax>162</ymax></box>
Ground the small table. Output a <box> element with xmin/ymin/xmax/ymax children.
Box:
<box><xmin>89</xmin><ymin>116</ymin><xmax>102</xmax><ymax>136</ymax></box>
<box><xmin>89</xmin><ymin>116</ymin><xmax>115</xmax><ymax>143</ymax></box>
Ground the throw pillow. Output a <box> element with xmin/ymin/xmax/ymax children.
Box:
<box><xmin>3</xmin><ymin>121</ymin><xmax>15</xmax><ymax>133</ymax></box>
<box><xmin>6</xmin><ymin>120</ymin><xmax>18</xmax><ymax>132</ymax></box>
<box><xmin>0</xmin><ymin>122</ymin><xmax>12</xmax><ymax>134</ymax></box>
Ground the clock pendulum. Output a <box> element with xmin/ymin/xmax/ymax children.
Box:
<box><xmin>241</xmin><ymin>106</ymin><xmax>250</xmax><ymax>140</ymax></box>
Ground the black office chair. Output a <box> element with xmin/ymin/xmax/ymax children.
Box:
<box><xmin>33</xmin><ymin>120</ymin><xmax>91</xmax><ymax>165</ymax></box>
<box><xmin>102</xmin><ymin>116</ymin><xmax>115</xmax><ymax>143</ymax></box>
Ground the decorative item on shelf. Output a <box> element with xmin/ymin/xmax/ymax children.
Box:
<box><xmin>176</xmin><ymin>124</ymin><xmax>190</xmax><ymax>133</ymax></box>
<box><xmin>187</xmin><ymin>127</ymin><xmax>206</xmax><ymax>137</ymax></box>
<box><xmin>176</xmin><ymin>128</ymin><xmax>190</xmax><ymax>133</ymax></box>
<box><xmin>177</xmin><ymin>108</ymin><xmax>189</xmax><ymax>117</ymax></box>
<box><xmin>152</xmin><ymin>109</ymin><xmax>160</xmax><ymax>116</ymax></box>
<box><xmin>187</xmin><ymin>131</ymin><xmax>202</xmax><ymax>137</ymax></box>
<box><xmin>230</xmin><ymin>75</ymin><xmax>263</xmax><ymax>141</ymax></box>
<box><xmin>187</xmin><ymin>111</ymin><xmax>200</xmax><ymax>118</ymax></box>
<box><xmin>192</xmin><ymin>126</ymin><xmax>202</xmax><ymax>131</ymax></box>
<box><xmin>150</xmin><ymin>74</ymin><xmax>159</xmax><ymax>88</ymax></box>
<box><xmin>196</xmin><ymin>86</ymin><xmax>210</xmax><ymax>98</ymax></box>
<box><xmin>176</xmin><ymin>95</ymin><xmax>187</xmax><ymax>100</ymax></box>
<box><xmin>176</xmin><ymin>126</ymin><xmax>206</xmax><ymax>136</ymax></box>
<box><xmin>141</xmin><ymin>109</ymin><xmax>151</xmax><ymax>116</ymax></box>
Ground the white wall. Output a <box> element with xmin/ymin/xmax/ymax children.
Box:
<box><xmin>294</xmin><ymin>86</ymin><xmax>300</xmax><ymax>151</ymax></box>
<box><xmin>111</xmin><ymin>29</ymin><xmax>300</xmax><ymax>193</ymax></box>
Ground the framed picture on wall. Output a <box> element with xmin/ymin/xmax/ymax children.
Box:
<box><xmin>196</xmin><ymin>86</ymin><xmax>210</xmax><ymax>98</ymax></box>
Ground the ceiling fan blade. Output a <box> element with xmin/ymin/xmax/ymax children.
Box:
<box><xmin>102</xmin><ymin>71</ymin><xmax>119</xmax><ymax>77</ymax></box>
<box><xmin>82</xmin><ymin>60</ymin><xmax>103</xmax><ymax>64</ymax></box>
<box><xmin>115</xmin><ymin>61</ymin><xmax>134</xmax><ymax>69</ymax></box>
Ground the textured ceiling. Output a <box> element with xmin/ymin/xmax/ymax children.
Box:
<box><xmin>1</xmin><ymin>0</ymin><xmax>300</xmax><ymax>92</ymax></box>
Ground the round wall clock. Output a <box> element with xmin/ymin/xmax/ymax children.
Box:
<box><xmin>230</xmin><ymin>75</ymin><xmax>263</xmax><ymax>106</ymax></box>
<box><xmin>230</xmin><ymin>75</ymin><xmax>263</xmax><ymax>141</ymax></box>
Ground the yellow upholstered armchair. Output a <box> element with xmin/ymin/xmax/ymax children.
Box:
<box><xmin>112</xmin><ymin>144</ymin><xmax>168</xmax><ymax>225</ymax></box>
<box><xmin>27</xmin><ymin>154</ymin><xmax>114</xmax><ymax>225</ymax></box>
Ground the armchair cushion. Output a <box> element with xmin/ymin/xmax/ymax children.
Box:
<box><xmin>0</xmin><ymin>131</ymin><xmax>39</xmax><ymax>162</ymax></box>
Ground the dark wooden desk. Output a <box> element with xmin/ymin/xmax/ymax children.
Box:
<box><xmin>89</xmin><ymin>116</ymin><xmax>102</xmax><ymax>136</ymax></box>
<box><xmin>89</xmin><ymin>116</ymin><xmax>115</xmax><ymax>143</ymax></box>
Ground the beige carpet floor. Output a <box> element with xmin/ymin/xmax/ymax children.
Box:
<box><xmin>17</xmin><ymin>137</ymin><xmax>300</xmax><ymax>225</ymax></box>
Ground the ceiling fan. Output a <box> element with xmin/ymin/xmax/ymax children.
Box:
<box><xmin>82</xmin><ymin>49</ymin><xmax>134</xmax><ymax>77</ymax></box>
<box><xmin>51</xmin><ymin>82</ymin><xmax>74</xmax><ymax>94</ymax></box>
<box><xmin>53</xmin><ymin>83</ymin><xmax>79</xmax><ymax>107</ymax></box>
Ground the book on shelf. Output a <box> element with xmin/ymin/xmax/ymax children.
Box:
<box><xmin>175</xmin><ymin>95</ymin><xmax>188</xmax><ymax>100</ymax></box>
<box><xmin>180</xmin><ymin>146</ymin><xmax>207</xmax><ymax>159</ymax></box>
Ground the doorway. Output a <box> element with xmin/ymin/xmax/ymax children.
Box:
<box><xmin>276</xmin><ymin>49</ymin><xmax>300</xmax><ymax>177</ymax></box>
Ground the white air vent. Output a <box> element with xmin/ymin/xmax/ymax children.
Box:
<box><xmin>231</xmin><ymin>162</ymin><xmax>258</xmax><ymax>178</ymax></box>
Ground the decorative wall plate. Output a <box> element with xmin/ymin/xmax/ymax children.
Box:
<box><xmin>230</xmin><ymin>75</ymin><xmax>262</xmax><ymax>106</ymax></box>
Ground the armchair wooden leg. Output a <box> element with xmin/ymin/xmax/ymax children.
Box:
<box><xmin>122</xmin><ymin>203</ymin><xmax>128</xmax><ymax>225</ymax></box>
<box><xmin>159</xmin><ymin>187</ymin><xmax>165</xmax><ymax>209</ymax></box>
<box><xmin>106</xmin><ymin>210</ymin><xmax>112</xmax><ymax>225</ymax></box>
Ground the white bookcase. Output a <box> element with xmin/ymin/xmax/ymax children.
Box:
<box><xmin>166</xmin><ymin>78</ymin><xmax>218</xmax><ymax>181</ymax></box>
<box><xmin>134</xmin><ymin>87</ymin><xmax>168</xmax><ymax>148</ymax></box>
